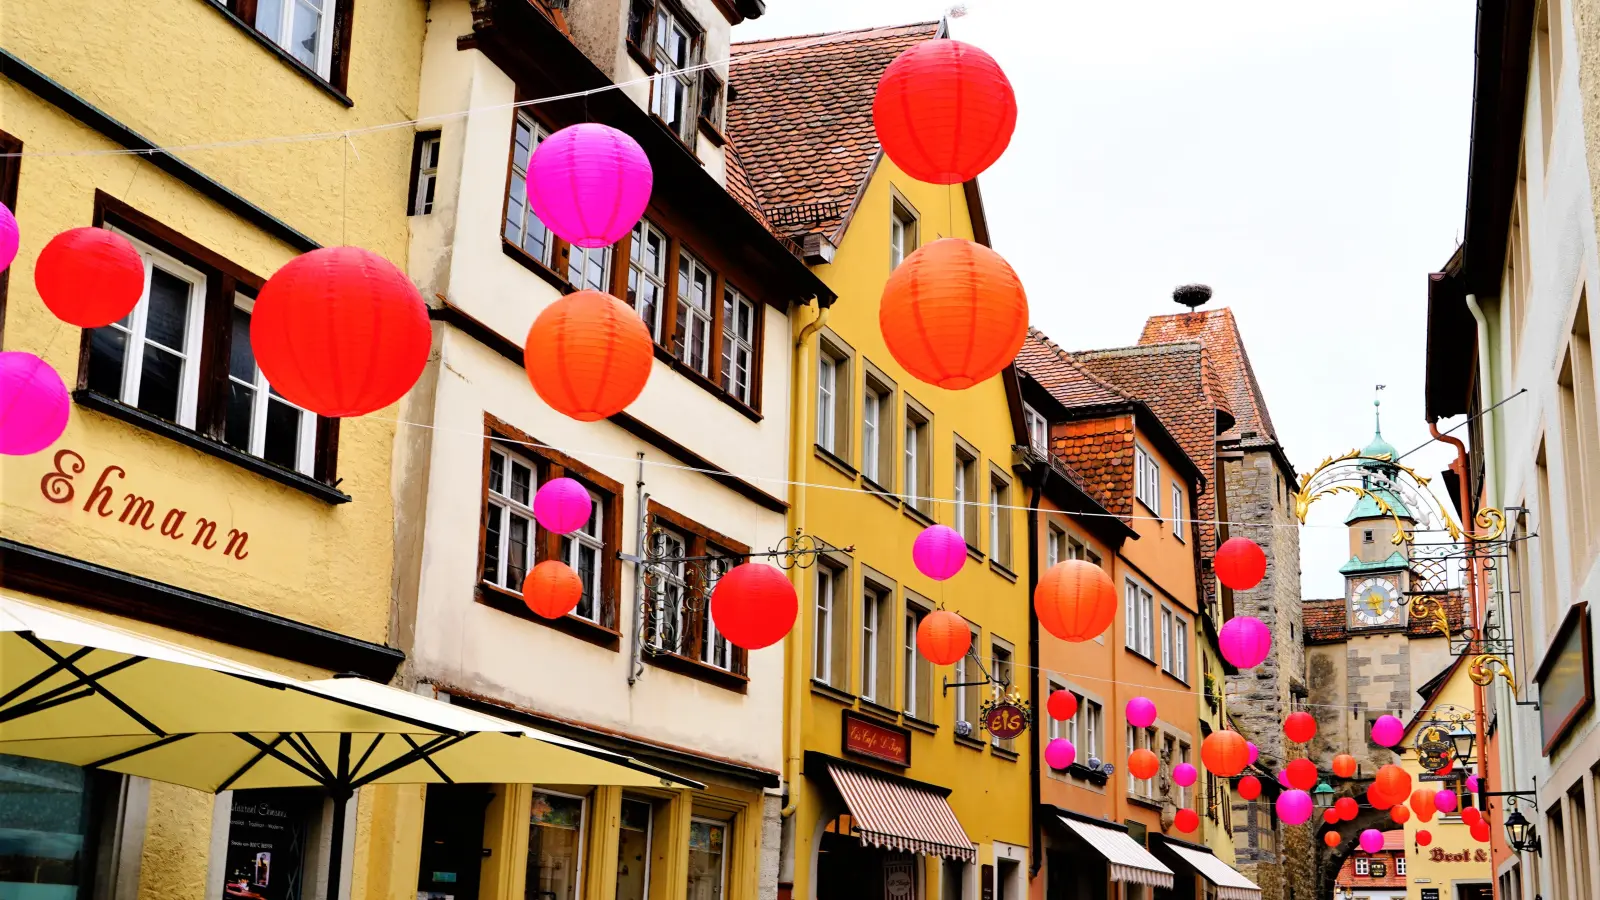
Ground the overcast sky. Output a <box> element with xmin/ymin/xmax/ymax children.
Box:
<box><xmin>735</xmin><ymin>1</ymin><xmax>1479</xmax><ymax>600</ymax></box>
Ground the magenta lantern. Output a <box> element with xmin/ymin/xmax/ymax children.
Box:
<box><xmin>1276</xmin><ymin>789</ymin><xmax>1313</xmax><ymax>825</ymax></box>
<box><xmin>1173</xmin><ymin>763</ymin><xmax>1198</xmax><ymax>788</ymax></box>
<box><xmin>1371</xmin><ymin>714</ymin><xmax>1405</xmax><ymax>747</ymax></box>
<box><xmin>1219</xmin><ymin>615</ymin><xmax>1272</xmax><ymax>668</ymax></box>
<box><xmin>1045</xmin><ymin>738</ymin><xmax>1076</xmax><ymax>770</ymax></box>
<box><xmin>0</xmin><ymin>201</ymin><xmax>17</xmax><ymax>274</ymax></box>
<box><xmin>1435</xmin><ymin>788</ymin><xmax>1458</xmax><ymax>814</ymax></box>
<box><xmin>534</xmin><ymin>477</ymin><xmax>593</xmax><ymax>535</ymax></box>
<box><xmin>1278</xmin><ymin>768</ymin><xmax>1293</xmax><ymax>789</ymax></box>
<box><xmin>1247</xmin><ymin>741</ymin><xmax>1260</xmax><ymax>766</ymax></box>
<box><xmin>0</xmin><ymin>352</ymin><xmax>69</xmax><ymax>456</ymax></box>
<box><xmin>1359</xmin><ymin>829</ymin><xmax>1384</xmax><ymax>854</ymax></box>
<box><xmin>1126</xmin><ymin>696</ymin><xmax>1157</xmax><ymax>729</ymax></box>
<box><xmin>1466</xmin><ymin>773</ymin><xmax>1480</xmax><ymax>794</ymax></box>
<box><xmin>913</xmin><ymin>524</ymin><xmax>967</xmax><ymax>581</ymax></box>
<box><xmin>526</xmin><ymin>124</ymin><xmax>652</xmax><ymax>249</ymax></box>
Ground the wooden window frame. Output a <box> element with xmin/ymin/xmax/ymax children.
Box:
<box><xmin>74</xmin><ymin>191</ymin><xmax>342</xmax><ymax>500</ymax></box>
<box><xmin>408</xmin><ymin>129</ymin><xmax>442</xmax><ymax>217</ymax></box>
<box><xmin>889</xmin><ymin>189</ymin><xmax>919</xmax><ymax>272</ymax></box>
<box><xmin>903</xmin><ymin>591</ymin><xmax>934</xmax><ymax>724</ymax></box>
<box><xmin>988</xmin><ymin>465</ymin><xmax>1013</xmax><ymax>570</ymax></box>
<box><xmin>642</xmin><ymin>499</ymin><xmax>750</xmax><ymax>691</ymax></box>
<box><xmin>475</xmin><ymin>413</ymin><xmax>626</xmax><ymax>650</ymax></box>
<box><xmin>628</xmin><ymin>0</ymin><xmax>705</xmax><ymax>147</ymax></box>
<box><xmin>812</xmin><ymin>553</ymin><xmax>853</xmax><ymax>694</ymax></box>
<box><xmin>206</xmin><ymin>0</ymin><xmax>357</xmax><ymax>102</ymax></box>
<box><xmin>0</xmin><ymin>128</ymin><xmax>19</xmax><ymax>346</ymax></box>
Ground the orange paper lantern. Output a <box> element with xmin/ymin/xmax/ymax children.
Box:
<box><xmin>709</xmin><ymin>563</ymin><xmax>798</xmax><ymax>650</ymax></box>
<box><xmin>525</xmin><ymin>290</ymin><xmax>653</xmax><ymax>422</ymax></box>
<box><xmin>521</xmin><ymin>560</ymin><xmax>582</xmax><ymax>619</ymax></box>
<box><xmin>1374</xmin><ymin>764</ymin><xmax>1412</xmax><ymax>803</ymax></box>
<box><xmin>917</xmin><ymin>609</ymin><xmax>973</xmax><ymax>666</ymax></box>
<box><xmin>1365</xmin><ymin>782</ymin><xmax>1395</xmax><ymax>811</ymax></box>
<box><xmin>1034</xmin><ymin>560</ymin><xmax>1117</xmax><ymax>642</ymax></box>
<box><xmin>1410</xmin><ymin>789</ymin><xmax>1437</xmax><ymax>821</ymax></box>
<box><xmin>879</xmin><ymin>238</ymin><xmax>1028</xmax><ymax>390</ymax></box>
<box><xmin>872</xmin><ymin>39</ymin><xmax>1016</xmax><ymax>185</ymax></box>
<box><xmin>1128</xmin><ymin>748</ymin><xmax>1159</xmax><ymax>780</ymax></box>
<box><xmin>1390</xmin><ymin>805</ymin><xmax>1411</xmax><ymax>824</ymax></box>
<box><xmin>1332</xmin><ymin>753</ymin><xmax>1357</xmax><ymax>779</ymax></box>
<box><xmin>1202</xmin><ymin>730</ymin><xmax>1250</xmax><ymax>777</ymax></box>
<box><xmin>1324</xmin><ymin>832</ymin><xmax>1342</xmax><ymax>848</ymax></box>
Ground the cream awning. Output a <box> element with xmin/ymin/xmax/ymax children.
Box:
<box><xmin>1059</xmin><ymin>817</ymin><xmax>1175</xmax><ymax>889</ymax></box>
<box><xmin>1165</xmin><ymin>845</ymin><xmax>1262</xmax><ymax>900</ymax></box>
<box><xmin>827</xmin><ymin>763</ymin><xmax>975</xmax><ymax>862</ymax></box>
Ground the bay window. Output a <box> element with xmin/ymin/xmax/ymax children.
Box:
<box><xmin>483</xmin><ymin>445</ymin><xmax>537</xmax><ymax>591</ymax></box>
<box><xmin>721</xmin><ymin>286</ymin><xmax>756</xmax><ymax>405</ymax></box>
<box><xmin>674</xmin><ymin>250</ymin><xmax>714</xmax><ymax>376</ymax></box>
<box><xmin>628</xmin><ymin>219</ymin><xmax>670</xmax><ymax>342</ymax></box>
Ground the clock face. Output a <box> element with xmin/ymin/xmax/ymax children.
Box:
<box><xmin>1350</xmin><ymin>577</ymin><xmax>1402</xmax><ymax>626</ymax></box>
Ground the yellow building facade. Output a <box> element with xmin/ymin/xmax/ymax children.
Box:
<box><xmin>0</xmin><ymin>0</ymin><xmax>426</xmax><ymax>896</ymax></box>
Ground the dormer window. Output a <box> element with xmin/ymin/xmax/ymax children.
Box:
<box><xmin>629</xmin><ymin>0</ymin><xmax>703</xmax><ymax>144</ymax></box>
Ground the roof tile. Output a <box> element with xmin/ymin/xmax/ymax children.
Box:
<box><xmin>1139</xmin><ymin>308</ymin><xmax>1279</xmax><ymax>450</ymax></box>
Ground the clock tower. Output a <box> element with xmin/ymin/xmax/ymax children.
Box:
<box><xmin>1341</xmin><ymin>400</ymin><xmax>1413</xmax><ymax>631</ymax></box>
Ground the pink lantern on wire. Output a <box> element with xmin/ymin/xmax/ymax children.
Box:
<box><xmin>1359</xmin><ymin>829</ymin><xmax>1384</xmax><ymax>853</ymax></box>
<box><xmin>1172</xmin><ymin>763</ymin><xmax>1198</xmax><ymax>788</ymax></box>
<box><xmin>1466</xmin><ymin>773</ymin><xmax>1480</xmax><ymax>794</ymax></box>
<box><xmin>526</xmin><ymin>124</ymin><xmax>653</xmax><ymax>249</ymax></box>
<box><xmin>1219</xmin><ymin>615</ymin><xmax>1272</xmax><ymax>668</ymax></box>
<box><xmin>1371</xmin><ymin>714</ymin><xmax>1405</xmax><ymax>747</ymax></box>
<box><xmin>913</xmin><ymin>524</ymin><xmax>966</xmax><ymax>581</ymax></box>
<box><xmin>1276</xmin><ymin>789</ymin><xmax>1312</xmax><ymax>825</ymax></box>
<box><xmin>0</xmin><ymin>201</ymin><xmax>17</xmax><ymax>273</ymax></box>
<box><xmin>1045</xmin><ymin>738</ymin><xmax>1076</xmax><ymax>770</ymax></box>
<box><xmin>1246</xmin><ymin>741</ymin><xmax>1259</xmax><ymax>766</ymax></box>
<box><xmin>1126</xmin><ymin>696</ymin><xmax>1157</xmax><ymax>729</ymax></box>
<box><xmin>1435</xmin><ymin>788</ymin><xmax>1458</xmax><ymax>814</ymax></box>
<box><xmin>0</xmin><ymin>352</ymin><xmax>69</xmax><ymax>456</ymax></box>
<box><xmin>534</xmin><ymin>477</ymin><xmax>593</xmax><ymax>535</ymax></box>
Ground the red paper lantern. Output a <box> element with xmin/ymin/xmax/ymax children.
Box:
<box><xmin>917</xmin><ymin>609</ymin><xmax>972</xmax><ymax>666</ymax></box>
<box><xmin>250</xmin><ymin>247</ymin><xmax>431</xmax><ymax>417</ymax></box>
<box><xmin>34</xmin><ymin>227</ymin><xmax>145</xmax><ymax>328</ymax></box>
<box><xmin>1335</xmin><ymin>797</ymin><xmax>1359</xmax><ymax>820</ymax></box>
<box><xmin>525</xmin><ymin>290</ymin><xmax>653</xmax><ymax>422</ymax></box>
<box><xmin>1322</xmin><ymin>808</ymin><xmax>1339</xmax><ymax>825</ymax></box>
<box><xmin>1390</xmin><ymin>805</ymin><xmax>1411</xmax><ymax>824</ymax></box>
<box><xmin>1128</xmin><ymin>748</ymin><xmax>1159</xmax><ymax>780</ymax></box>
<box><xmin>1286</xmin><ymin>758</ymin><xmax>1319</xmax><ymax>791</ymax></box>
<box><xmin>1215</xmin><ymin>537</ymin><xmax>1267</xmax><ymax>591</ymax></box>
<box><xmin>521</xmin><ymin>560</ymin><xmax>582</xmax><ymax>619</ymax></box>
<box><xmin>1284</xmin><ymin>711</ymin><xmax>1316</xmax><ymax>744</ymax></box>
<box><xmin>1332</xmin><ymin>753</ymin><xmax>1358</xmax><ymax>779</ymax></box>
<box><xmin>872</xmin><ymin>39</ymin><xmax>1016</xmax><ymax>185</ymax></box>
<box><xmin>1174</xmin><ymin>808</ymin><xmax>1199</xmax><ymax>834</ymax></box>
<box><xmin>1047</xmin><ymin>689</ymin><xmax>1079</xmax><ymax>722</ymax></box>
<box><xmin>880</xmin><ymin>239</ymin><xmax>1027</xmax><ymax>390</ymax></box>
<box><xmin>1034</xmin><ymin>560</ymin><xmax>1117</xmax><ymax>642</ymax></box>
<box><xmin>709</xmin><ymin>563</ymin><xmax>797</xmax><ymax>650</ymax></box>
<box><xmin>1236</xmin><ymin>775</ymin><xmax>1262</xmax><ymax>800</ymax></box>
<box><xmin>1374</xmin><ymin>764</ymin><xmax>1412</xmax><ymax>804</ymax></box>
<box><xmin>1202</xmin><ymin>730</ymin><xmax>1250</xmax><ymax>777</ymax></box>
<box><xmin>1324</xmin><ymin>832</ymin><xmax>1342</xmax><ymax>848</ymax></box>
<box><xmin>1365</xmin><ymin>782</ymin><xmax>1395</xmax><ymax>810</ymax></box>
<box><xmin>1417</xmin><ymin>829</ymin><xmax>1433</xmax><ymax>846</ymax></box>
<box><xmin>1461</xmin><ymin>806</ymin><xmax>1481</xmax><ymax>828</ymax></box>
<box><xmin>1471</xmin><ymin>820</ymin><xmax>1491</xmax><ymax>843</ymax></box>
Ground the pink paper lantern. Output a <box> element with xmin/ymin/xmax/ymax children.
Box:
<box><xmin>1278</xmin><ymin>768</ymin><xmax>1294</xmax><ymax>789</ymax></box>
<box><xmin>913</xmin><ymin>524</ymin><xmax>967</xmax><ymax>581</ymax></box>
<box><xmin>1126</xmin><ymin>696</ymin><xmax>1157</xmax><ymax>729</ymax></box>
<box><xmin>1466</xmin><ymin>773</ymin><xmax>1480</xmax><ymax>794</ymax></box>
<box><xmin>1247</xmin><ymin>741</ymin><xmax>1259</xmax><ymax>766</ymax></box>
<box><xmin>0</xmin><ymin>352</ymin><xmax>69</xmax><ymax>456</ymax></box>
<box><xmin>1435</xmin><ymin>788</ymin><xmax>1458</xmax><ymax>814</ymax></box>
<box><xmin>1276</xmin><ymin>789</ymin><xmax>1312</xmax><ymax>825</ymax></box>
<box><xmin>1371</xmin><ymin>714</ymin><xmax>1405</xmax><ymax>747</ymax></box>
<box><xmin>0</xmin><ymin>201</ymin><xmax>17</xmax><ymax>273</ymax></box>
<box><xmin>1219</xmin><ymin>615</ymin><xmax>1272</xmax><ymax>668</ymax></box>
<box><xmin>1359</xmin><ymin>829</ymin><xmax>1384</xmax><ymax>854</ymax></box>
<box><xmin>1173</xmin><ymin>762</ymin><xmax>1198</xmax><ymax>788</ymax></box>
<box><xmin>1045</xmin><ymin>738</ymin><xmax>1076</xmax><ymax>770</ymax></box>
<box><xmin>534</xmin><ymin>477</ymin><xmax>593</xmax><ymax>535</ymax></box>
<box><xmin>526</xmin><ymin>124</ymin><xmax>652</xmax><ymax>249</ymax></box>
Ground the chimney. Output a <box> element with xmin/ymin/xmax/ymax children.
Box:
<box><xmin>1172</xmin><ymin>284</ymin><xmax>1213</xmax><ymax>310</ymax></box>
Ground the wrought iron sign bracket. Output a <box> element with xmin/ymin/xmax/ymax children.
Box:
<box><xmin>942</xmin><ymin>646</ymin><xmax>1001</xmax><ymax>696</ymax></box>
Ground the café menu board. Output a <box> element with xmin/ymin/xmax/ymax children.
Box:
<box><xmin>223</xmin><ymin>789</ymin><xmax>319</xmax><ymax>900</ymax></box>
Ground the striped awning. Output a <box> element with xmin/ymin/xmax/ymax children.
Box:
<box><xmin>1165</xmin><ymin>845</ymin><xmax>1262</xmax><ymax>900</ymax></box>
<box><xmin>1059</xmin><ymin>817</ymin><xmax>1174</xmax><ymax>889</ymax></box>
<box><xmin>826</xmin><ymin>763</ymin><xmax>975</xmax><ymax>862</ymax></box>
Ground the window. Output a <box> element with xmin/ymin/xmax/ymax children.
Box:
<box><xmin>1538</xmin><ymin>439</ymin><xmax>1561</xmax><ymax>631</ymax></box>
<box><xmin>643</xmin><ymin>506</ymin><xmax>745</xmax><ymax>677</ymax></box>
<box><xmin>649</xmin><ymin>529</ymin><xmax>688</xmax><ymax>654</ymax></box>
<box><xmin>1559</xmin><ymin>293</ymin><xmax>1600</xmax><ymax>567</ymax></box>
<box><xmin>1354</xmin><ymin>859</ymin><xmax>1369</xmax><ymax>876</ymax></box>
<box><xmin>1508</xmin><ymin>169</ymin><xmax>1530</xmax><ymax>362</ymax></box>
<box><xmin>954</xmin><ymin>442</ymin><xmax>980</xmax><ymax>545</ymax></box>
<box><xmin>1363</xmin><ymin>529</ymin><xmax>1375</xmax><ymax>544</ymax></box>
<box><xmin>1170</xmin><ymin>483</ymin><xmax>1183</xmax><ymax>538</ymax></box>
<box><xmin>817</xmin><ymin>338</ymin><xmax>851</xmax><ymax>458</ymax></box>
<box><xmin>721</xmin><ymin>286</ymin><xmax>757</xmax><ymax>405</ymax></box>
<box><xmin>628</xmin><ymin>218</ymin><xmax>670</xmax><ymax>342</ymax></box>
<box><xmin>561</xmin><ymin>491</ymin><xmax>606</xmax><ymax>624</ymax></box>
<box><xmin>529</xmin><ymin>790</ymin><xmax>587</xmax><ymax>900</ymax></box>
<box><xmin>862</xmin><ymin>372</ymin><xmax>894</xmax><ymax>487</ymax></box>
<box><xmin>674</xmin><ymin>250</ymin><xmax>715</xmax><ymax>376</ymax></box>
<box><xmin>1134</xmin><ymin>444</ymin><xmax>1160</xmax><ymax>512</ymax></box>
<box><xmin>1047</xmin><ymin>525</ymin><xmax>1065</xmax><ymax>568</ymax></box>
<box><xmin>699</xmin><ymin>70</ymin><xmax>725</xmax><ymax>132</ymax></box>
<box><xmin>1126</xmin><ymin>726</ymin><xmax>1140</xmax><ymax>795</ymax></box>
<box><xmin>1161</xmin><ymin>607</ymin><xmax>1173</xmax><ymax>672</ymax></box>
<box><xmin>1395</xmin><ymin>857</ymin><xmax>1406</xmax><ymax>876</ymax></box>
<box><xmin>617</xmin><ymin>798</ymin><xmax>655</xmax><ymax>900</ymax></box>
<box><xmin>687</xmin><ymin>817</ymin><xmax>729</xmax><ymax>900</ymax></box>
<box><xmin>222</xmin><ymin>297</ymin><xmax>318</xmax><ymax>474</ymax></box>
<box><xmin>989</xmin><ymin>473</ymin><xmax>1012</xmax><ymax>566</ymax></box>
<box><xmin>1172</xmin><ymin>616</ymin><xmax>1189</xmax><ymax>682</ymax></box>
<box><xmin>861</xmin><ymin>581</ymin><xmax>894</xmax><ymax>704</ymax></box>
<box><xmin>224</xmin><ymin>787</ymin><xmax>328</xmax><ymax>898</ymax></box>
<box><xmin>1067</xmin><ymin>534</ymin><xmax>1103</xmax><ymax>569</ymax></box>
<box><xmin>1178</xmin><ymin>742</ymin><xmax>1192</xmax><ymax>808</ymax></box>
<box><xmin>482</xmin><ymin>446</ymin><xmax>537</xmax><ymax>591</ymax></box>
<box><xmin>410</xmin><ymin>132</ymin><xmax>441</xmax><ymax>216</ymax></box>
<box><xmin>632</xmin><ymin>0</ymin><xmax>702</xmax><ymax>143</ymax></box>
<box><xmin>1047</xmin><ymin>681</ymin><xmax>1069</xmax><ymax>742</ymax></box>
<box><xmin>221</xmin><ymin>0</ymin><xmax>342</xmax><ymax>81</ymax></box>
<box><xmin>87</xmin><ymin>236</ymin><xmax>207</xmax><ymax>428</ymax></box>
<box><xmin>505</xmin><ymin>114</ymin><xmax>553</xmax><ymax>265</ymax></box>
<box><xmin>991</xmin><ymin>642</ymin><xmax>1014</xmax><ymax>751</ymax></box>
<box><xmin>1024</xmin><ymin>404</ymin><xmax>1049</xmax><ymax>454</ymax></box>
<box><xmin>0</xmin><ymin>756</ymin><xmax>107</xmax><ymax>897</ymax></box>
<box><xmin>891</xmin><ymin>197</ymin><xmax>918</xmax><ymax>270</ymax></box>
<box><xmin>905</xmin><ymin>402</ymin><xmax>933</xmax><ymax>513</ymax></box>
<box><xmin>1082</xmin><ymin>700</ymin><xmax>1101</xmax><ymax>760</ymax></box>
<box><xmin>702</xmin><ymin>555</ymin><xmax>734</xmax><ymax>671</ymax></box>
<box><xmin>568</xmin><ymin>245</ymin><xmax>612</xmax><ymax>294</ymax></box>
<box><xmin>1536</xmin><ymin>0</ymin><xmax>1563</xmax><ymax>169</ymax></box>
<box><xmin>814</xmin><ymin>562</ymin><xmax>850</xmax><ymax>688</ymax></box>
<box><xmin>1125</xmin><ymin>580</ymin><xmax>1154</xmax><ymax>659</ymax></box>
<box><xmin>953</xmin><ymin>624</ymin><xmax>983</xmax><ymax>732</ymax></box>
<box><xmin>904</xmin><ymin>600</ymin><xmax>933</xmax><ymax>720</ymax></box>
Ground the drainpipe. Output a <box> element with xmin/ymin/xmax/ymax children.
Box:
<box><xmin>1026</xmin><ymin>470</ymin><xmax>1043</xmax><ymax>877</ymax></box>
<box><xmin>783</xmin><ymin>298</ymin><xmax>827</xmax><ymax>819</ymax></box>
<box><xmin>1463</xmin><ymin>295</ymin><xmax>1497</xmax><ymax>509</ymax></box>
<box><xmin>1431</xmin><ymin>416</ymin><xmax>1489</xmax><ymax>813</ymax></box>
<box><xmin>1460</xmin><ymin>292</ymin><xmax>1498</xmax><ymax>810</ymax></box>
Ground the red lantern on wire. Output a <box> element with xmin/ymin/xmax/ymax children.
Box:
<box><xmin>525</xmin><ymin>290</ymin><xmax>654</xmax><ymax>422</ymax></box>
<box><xmin>1215</xmin><ymin>537</ymin><xmax>1267</xmax><ymax>591</ymax></box>
<box><xmin>1322</xmin><ymin>808</ymin><xmax>1339</xmax><ymax>825</ymax></box>
<box><xmin>1374</xmin><ymin>764</ymin><xmax>1412</xmax><ymax>804</ymax></box>
<box><xmin>872</xmin><ymin>39</ymin><xmax>1016</xmax><ymax>185</ymax></box>
<box><xmin>1174</xmin><ymin>808</ymin><xmax>1199</xmax><ymax>834</ymax></box>
<box><xmin>1034</xmin><ymin>559</ymin><xmax>1117</xmax><ymax>642</ymax></box>
<box><xmin>709</xmin><ymin>563</ymin><xmax>797</xmax><ymax>650</ymax></box>
<box><xmin>917</xmin><ymin>609</ymin><xmax>972</xmax><ymax>666</ymax></box>
<box><xmin>1334</xmin><ymin>797</ymin><xmax>1359</xmax><ymax>820</ymax></box>
<box><xmin>1236</xmin><ymin>775</ymin><xmax>1262</xmax><ymax>801</ymax></box>
<box><xmin>1286</xmin><ymin>758</ymin><xmax>1318</xmax><ymax>791</ymax></box>
<box><xmin>34</xmin><ymin>227</ymin><xmax>146</xmax><ymax>328</ymax></box>
<box><xmin>1471</xmin><ymin>820</ymin><xmax>1491</xmax><ymax>843</ymax></box>
<box><xmin>1284</xmin><ymin>711</ymin><xmax>1316</xmax><ymax>744</ymax></box>
<box><xmin>1417</xmin><ymin>829</ymin><xmax>1434</xmax><ymax>846</ymax></box>
<box><xmin>1390</xmin><ymin>805</ymin><xmax>1411</xmax><ymax>825</ymax></box>
<box><xmin>250</xmin><ymin>246</ymin><xmax>432</xmax><ymax>418</ymax></box>
<box><xmin>1331</xmin><ymin>753</ymin><xmax>1358</xmax><ymax>779</ymax></box>
<box><xmin>522</xmin><ymin>560</ymin><xmax>582</xmax><ymax>619</ymax></box>
<box><xmin>1047</xmin><ymin>689</ymin><xmax>1079</xmax><ymax>722</ymax></box>
<box><xmin>880</xmin><ymin>238</ymin><xmax>1028</xmax><ymax>391</ymax></box>
<box><xmin>1461</xmin><ymin>806</ymin><xmax>1481</xmax><ymax>828</ymax></box>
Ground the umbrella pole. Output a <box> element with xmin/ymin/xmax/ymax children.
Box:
<box><xmin>326</xmin><ymin>734</ymin><xmax>352</xmax><ymax>900</ymax></box>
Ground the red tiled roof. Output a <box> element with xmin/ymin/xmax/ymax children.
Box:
<box><xmin>1052</xmin><ymin>418</ymin><xmax>1136</xmax><ymax>519</ymax></box>
<box><xmin>724</xmin><ymin>138</ymin><xmax>772</xmax><ymax>228</ymax></box>
<box><xmin>728</xmin><ymin>22</ymin><xmax>941</xmax><ymax>239</ymax></box>
<box><xmin>1139</xmin><ymin>308</ymin><xmax>1280</xmax><ymax>451</ymax></box>
<box><xmin>1018</xmin><ymin>329</ymin><xmax>1132</xmax><ymax>409</ymax></box>
<box><xmin>1334</xmin><ymin>849</ymin><xmax>1406</xmax><ymax>889</ymax></box>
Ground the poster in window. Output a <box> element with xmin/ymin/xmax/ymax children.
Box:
<box><xmin>884</xmin><ymin>857</ymin><xmax>915</xmax><ymax>900</ymax></box>
<box><xmin>223</xmin><ymin>788</ymin><xmax>319</xmax><ymax>900</ymax></box>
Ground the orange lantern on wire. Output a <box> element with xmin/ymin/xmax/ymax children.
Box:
<box><xmin>1331</xmin><ymin>753</ymin><xmax>1357</xmax><ymax>779</ymax></box>
<box><xmin>1410</xmin><ymin>788</ymin><xmax>1437</xmax><ymax>821</ymax></box>
<box><xmin>1034</xmin><ymin>560</ymin><xmax>1117</xmax><ymax>642</ymax></box>
<box><xmin>917</xmin><ymin>609</ymin><xmax>972</xmax><ymax>666</ymax></box>
<box><xmin>521</xmin><ymin>560</ymin><xmax>583</xmax><ymax>619</ymax></box>
<box><xmin>1324</xmin><ymin>832</ymin><xmax>1341</xmax><ymax>848</ymax></box>
<box><xmin>1390</xmin><ymin>804</ymin><xmax>1411</xmax><ymax>825</ymax></box>
<box><xmin>525</xmin><ymin>290</ymin><xmax>653</xmax><ymax>422</ymax></box>
<box><xmin>1374</xmin><ymin>764</ymin><xmax>1412</xmax><ymax>803</ymax></box>
<box><xmin>879</xmin><ymin>238</ymin><xmax>1028</xmax><ymax>390</ymax></box>
<box><xmin>1201</xmin><ymin>730</ymin><xmax>1250</xmax><ymax>777</ymax></box>
<box><xmin>1128</xmin><ymin>748</ymin><xmax>1159</xmax><ymax>780</ymax></box>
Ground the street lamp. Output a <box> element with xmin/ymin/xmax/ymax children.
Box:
<box><xmin>1340</xmin><ymin>885</ymin><xmax>1355</xmax><ymax>900</ymax></box>
<box><xmin>1505</xmin><ymin>808</ymin><xmax>1542</xmax><ymax>856</ymax></box>
<box><xmin>1313</xmin><ymin>782</ymin><xmax>1336</xmax><ymax>809</ymax></box>
<box><xmin>1449</xmin><ymin>723</ymin><xmax>1477</xmax><ymax>765</ymax></box>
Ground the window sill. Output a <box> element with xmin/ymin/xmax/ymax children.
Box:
<box><xmin>813</xmin><ymin>444</ymin><xmax>858</xmax><ymax>479</ymax></box>
<box><xmin>75</xmin><ymin>390</ymin><xmax>350</xmax><ymax>504</ymax></box>
<box><xmin>476</xmin><ymin>582</ymin><xmax>621</xmax><ymax>651</ymax></box>
<box><xmin>1127</xmin><ymin>795</ymin><xmax>1163</xmax><ymax>811</ymax></box>
<box><xmin>625</xmin><ymin>39</ymin><xmax>657</xmax><ymax>74</ymax></box>
<box><xmin>989</xmin><ymin>559</ymin><xmax>1018</xmax><ymax>583</ymax></box>
<box><xmin>501</xmin><ymin>239</ymin><xmax>577</xmax><ymax>296</ymax></box>
<box><xmin>649</xmin><ymin>113</ymin><xmax>702</xmax><ymax>161</ymax></box>
<box><xmin>810</xmin><ymin>678</ymin><xmax>856</xmax><ymax>706</ymax></box>
<box><xmin>861</xmin><ymin>475</ymin><xmax>900</xmax><ymax>509</ymax></box>
<box><xmin>991</xmin><ymin>746</ymin><xmax>1019</xmax><ymax>762</ymax></box>
<box><xmin>902</xmin><ymin>503</ymin><xmax>935</xmax><ymax>529</ymax></box>
<box><xmin>1162</xmin><ymin>671</ymin><xmax>1190</xmax><ymax>688</ymax></box>
<box><xmin>857</xmin><ymin>698</ymin><xmax>901</xmax><ymax>723</ymax></box>
<box><xmin>903</xmin><ymin>714</ymin><xmax>938</xmax><ymax>735</ymax></box>
<box><xmin>698</xmin><ymin>117</ymin><xmax>729</xmax><ymax>148</ymax></box>
<box><xmin>1136</xmin><ymin>497</ymin><xmax>1160</xmax><ymax>522</ymax></box>
<box><xmin>1125</xmin><ymin>647</ymin><xmax>1157</xmax><ymax>667</ymax></box>
<box><xmin>203</xmin><ymin>2</ymin><xmax>353</xmax><ymax>107</ymax></box>
<box><xmin>965</xmin><ymin>543</ymin><xmax>986</xmax><ymax>563</ymax></box>
<box><xmin>954</xmin><ymin>733</ymin><xmax>987</xmax><ymax>752</ymax></box>
<box><xmin>649</xmin><ymin>343</ymin><xmax>764</xmax><ymax>422</ymax></box>
<box><xmin>645</xmin><ymin>649</ymin><xmax>749</xmax><ymax>693</ymax></box>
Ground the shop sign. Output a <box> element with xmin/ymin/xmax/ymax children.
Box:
<box><xmin>1369</xmin><ymin>862</ymin><xmax>1387</xmax><ymax>878</ymax></box>
<box><xmin>1535</xmin><ymin>602</ymin><xmax>1592</xmax><ymax>756</ymax></box>
<box><xmin>980</xmin><ymin>695</ymin><xmax>1032</xmax><ymax>741</ymax></box>
<box><xmin>884</xmin><ymin>858</ymin><xmax>915</xmax><ymax>900</ymax></box>
<box><xmin>843</xmin><ymin>710</ymin><xmax>911</xmax><ymax>767</ymax></box>
<box><xmin>1427</xmin><ymin>849</ymin><xmax>1489</xmax><ymax>863</ymax></box>
<box><xmin>1422</xmin><ymin>890</ymin><xmax>1440</xmax><ymax>900</ymax></box>
<box><xmin>224</xmin><ymin>789</ymin><xmax>318</xmax><ymax>900</ymax></box>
